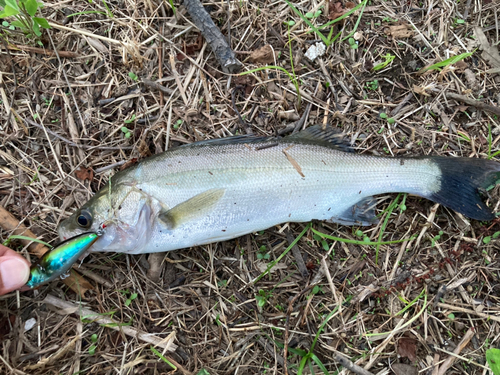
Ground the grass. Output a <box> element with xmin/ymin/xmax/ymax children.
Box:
<box><xmin>1</xmin><ymin>0</ymin><xmax>499</xmax><ymax>374</ymax></box>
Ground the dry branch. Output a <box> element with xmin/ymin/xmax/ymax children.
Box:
<box><xmin>436</xmin><ymin>328</ymin><xmax>475</xmax><ymax>375</ymax></box>
<box><xmin>445</xmin><ymin>93</ymin><xmax>500</xmax><ymax>116</ymax></box>
<box><xmin>183</xmin><ymin>0</ymin><xmax>241</xmax><ymax>73</ymax></box>
<box><xmin>43</xmin><ymin>294</ymin><xmax>178</xmax><ymax>351</ymax></box>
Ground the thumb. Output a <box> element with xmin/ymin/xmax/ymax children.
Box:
<box><xmin>0</xmin><ymin>255</ymin><xmax>31</xmax><ymax>295</ymax></box>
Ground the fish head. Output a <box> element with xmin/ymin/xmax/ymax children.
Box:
<box><xmin>58</xmin><ymin>182</ymin><xmax>158</xmax><ymax>253</ymax></box>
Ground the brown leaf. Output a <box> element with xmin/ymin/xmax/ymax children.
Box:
<box><xmin>328</xmin><ymin>1</ymin><xmax>345</xmax><ymax>20</ymax></box>
<box><xmin>249</xmin><ymin>45</ymin><xmax>276</xmax><ymax>64</ymax></box>
<box><xmin>120</xmin><ymin>158</ymin><xmax>138</xmax><ymax>171</ymax></box>
<box><xmin>397</xmin><ymin>337</ymin><xmax>417</xmax><ymax>362</ymax></box>
<box><xmin>474</xmin><ymin>26</ymin><xmax>500</xmax><ymax>69</ymax></box>
<box><xmin>386</xmin><ymin>24</ymin><xmax>414</xmax><ymax>38</ymax></box>
<box><xmin>75</xmin><ymin>167</ymin><xmax>94</xmax><ymax>181</ymax></box>
<box><xmin>392</xmin><ymin>363</ymin><xmax>418</xmax><ymax>375</ymax></box>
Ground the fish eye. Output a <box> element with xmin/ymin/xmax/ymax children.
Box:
<box><xmin>76</xmin><ymin>209</ymin><xmax>92</xmax><ymax>228</ymax></box>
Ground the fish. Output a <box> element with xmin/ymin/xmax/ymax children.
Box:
<box><xmin>25</xmin><ymin>232</ymin><xmax>98</xmax><ymax>289</ymax></box>
<box><xmin>58</xmin><ymin>125</ymin><xmax>500</xmax><ymax>254</ymax></box>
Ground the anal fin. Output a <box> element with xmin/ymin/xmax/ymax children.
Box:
<box><xmin>158</xmin><ymin>188</ymin><xmax>226</xmax><ymax>229</ymax></box>
<box><xmin>328</xmin><ymin>197</ymin><xmax>378</xmax><ymax>226</ymax></box>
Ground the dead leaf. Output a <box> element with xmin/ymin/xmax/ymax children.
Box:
<box><xmin>397</xmin><ymin>337</ymin><xmax>417</xmax><ymax>362</ymax></box>
<box><xmin>386</xmin><ymin>24</ymin><xmax>414</xmax><ymax>38</ymax></box>
<box><xmin>75</xmin><ymin>167</ymin><xmax>94</xmax><ymax>181</ymax></box>
<box><xmin>412</xmin><ymin>84</ymin><xmax>431</xmax><ymax>96</ymax></box>
<box><xmin>328</xmin><ymin>1</ymin><xmax>348</xmax><ymax>20</ymax></box>
<box><xmin>255</xmin><ymin>261</ymin><xmax>287</xmax><ymax>273</ymax></box>
<box><xmin>249</xmin><ymin>45</ymin><xmax>276</xmax><ymax>64</ymax></box>
<box><xmin>177</xmin><ymin>34</ymin><xmax>203</xmax><ymax>61</ymax></box>
<box><xmin>392</xmin><ymin>363</ymin><xmax>418</xmax><ymax>375</ymax></box>
<box><xmin>283</xmin><ymin>146</ymin><xmax>305</xmax><ymax>178</ymax></box>
<box><xmin>474</xmin><ymin>26</ymin><xmax>500</xmax><ymax>69</ymax></box>
<box><xmin>120</xmin><ymin>158</ymin><xmax>138</xmax><ymax>171</ymax></box>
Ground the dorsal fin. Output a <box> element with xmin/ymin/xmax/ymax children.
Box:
<box><xmin>285</xmin><ymin>125</ymin><xmax>352</xmax><ymax>151</ymax></box>
<box><xmin>180</xmin><ymin>135</ymin><xmax>273</xmax><ymax>148</ymax></box>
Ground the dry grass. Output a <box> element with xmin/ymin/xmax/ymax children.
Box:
<box><xmin>1</xmin><ymin>0</ymin><xmax>500</xmax><ymax>374</ymax></box>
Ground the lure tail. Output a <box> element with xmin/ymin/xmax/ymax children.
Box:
<box><xmin>427</xmin><ymin>157</ymin><xmax>500</xmax><ymax>220</ymax></box>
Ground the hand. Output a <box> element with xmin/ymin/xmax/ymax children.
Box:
<box><xmin>0</xmin><ymin>245</ymin><xmax>30</xmax><ymax>295</ymax></box>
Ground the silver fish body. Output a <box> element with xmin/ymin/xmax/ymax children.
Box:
<box><xmin>58</xmin><ymin>126</ymin><xmax>500</xmax><ymax>254</ymax></box>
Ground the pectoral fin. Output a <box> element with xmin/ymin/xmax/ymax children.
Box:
<box><xmin>158</xmin><ymin>188</ymin><xmax>226</xmax><ymax>229</ymax></box>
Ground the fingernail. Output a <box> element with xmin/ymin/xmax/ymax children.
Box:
<box><xmin>0</xmin><ymin>258</ymin><xmax>30</xmax><ymax>291</ymax></box>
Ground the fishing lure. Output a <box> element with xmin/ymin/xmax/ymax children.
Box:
<box><xmin>25</xmin><ymin>232</ymin><xmax>98</xmax><ymax>289</ymax></box>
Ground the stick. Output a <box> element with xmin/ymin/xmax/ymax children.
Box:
<box><xmin>436</xmin><ymin>302</ymin><xmax>500</xmax><ymax>323</ymax></box>
<box><xmin>0</xmin><ymin>205</ymin><xmax>92</xmax><ymax>295</ymax></box>
<box><xmin>445</xmin><ymin>92</ymin><xmax>500</xmax><ymax>116</ymax></box>
<box><xmin>183</xmin><ymin>0</ymin><xmax>241</xmax><ymax>73</ymax></box>
<box><xmin>43</xmin><ymin>294</ymin><xmax>178</xmax><ymax>351</ymax></box>
<box><xmin>436</xmin><ymin>327</ymin><xmax>475</xmax><ymax>375</ymax></box>
<box><xmin>6</xmin><ymin>44</ymin><xmax>79</xmax><ymax>58</ymax></box>
<box><xmin>334</xmin><ymin>352</ymin><xmax>374</xmax><ymax>375</ymax></box>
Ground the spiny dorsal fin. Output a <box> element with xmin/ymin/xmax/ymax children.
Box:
<box><xmin>285</xmin><ymin>125</ymin><xmax>352</xmax><ymax>151</ymax></box>
<box><xmin>180</xmin><ymin>135</ymin><xmax>273</xmax><ymax>148</ymax></box>
<box><xmin>158</xmin><ymin>188</ymin><xmax>226</xmax><ymax>229</ymax></box>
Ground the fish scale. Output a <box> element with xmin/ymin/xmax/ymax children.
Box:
<box><xmin>58</xmin><ymin>126</ymin><xmax>500</xmax><ymax>254</ymax></box>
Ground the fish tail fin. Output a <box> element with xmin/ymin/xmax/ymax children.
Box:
<box><xmin>427</xmin><ymin>157</ymin><xmax>500</xmax><ymax>220</ymax></box>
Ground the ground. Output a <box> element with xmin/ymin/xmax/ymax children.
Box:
<box><xmin>0</xmin><ymin>0</ymin><xmax>500</xmax><ymax>374</ymax></box>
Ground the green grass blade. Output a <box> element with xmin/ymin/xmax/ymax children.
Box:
<box><xmin>420</xmin><ymin>51</ymin><xmax>474</xmax><ymax>72</ymax></box>
<box><xmin>150</xmin><ymin>346</ymin><xmax>177</xmax><ymax>370</ymax></box>
<box><xmin>240</xmin><ymin>65</ymin><xmax>301</xmax><ymax>105</ymax></box>
<box><xmin>340</xmin><ymin>0</ymin><xmax>368</xmax><ymax>42</ymax></box>
<box><xmin>310</xmin><ymin>353</ymin><xmax>331</xmax><ymax>375</ymax></box>
<box><xmin>283</xmin><ymin>0</ymin><xmax>330</xmax><ymax>45</ymax></box>
<box><xmin>311</xmin><ymin>228</ymin><xmax>415</xmax><ymax>247</ymax></box>
<box><xmin>253</xmin><ymin>223</ymin><xmax>311</xmax><ymax>283</ymax></box>
<box><xmin>2</xmin><ymin>235</ymin><xmax>52</xmax><ymax>248</ymax></box>
<box><xmin>375</xmin><ymin>194</ymin><xmax>401</xmax><ymax>264</ymax></box>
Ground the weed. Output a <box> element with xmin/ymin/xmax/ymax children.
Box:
<box><xmin>431</xmin><ymin>231</ymin><xmax>444</xmax><ymax>247</ymax></box>
<box><xmin>124</xmin><ymin>114</ymin><xmax>136</xmax><ymax>124</ymax></box>
<box><xmin>121</xmin><ymin>126</ymin><xmax>132</xmax><ymax>139</ymax></box>
<box><xmin>88</xmin><ymin>333</ymin><xmax>98</xmax><ymax>355</ymax></box>
<box><xmin>366</xmin><ymin>80</ymin><xmax>379</xmax><ymax>90</ymax></box>
<box><xmin>373</xmin><ymin>53</ymin><xmax>395</xmax><ymax>71</ymax></box>
<box><xmin>257</xmin><ymin>245</ymin><xmax>270</xmax><ymax>260</ymax></box>
<box><xmin>305</xmin><ymin>10</ymin><xmax>321</xmax><ymax>19</ymax></box>
<box><xmin>483</xmin><ymin>231</ymin><xmax>500</xmax><ymax>244</ymax></box>
<box><xmin>283</xmin><ymin>0</ymin><xmax>367</xmax><ymax>47</ymax></box>
<box><xmin>379</xmin><ymin>112</ymin><xmax>395</xmax><ymax>125</ymax></box>
<box><xmin>0</xmin><ymin>0</ymin><xmax>51</xmax><ymax>40</ymax></box>
<box><xmin>348</xmin><ymin>37</ymin><xmax>358</xmax><ymax>50</ymax></box>
<box><xmin>420</xmin><ymin>50</ymin><xmax>474</xmax><ymax>72</ymax></box>
<box><xmin>128</xmin><ymin>71</ymin><xmax>138</xmax><ymax>81</ymax></box>
<box><xmin>486</xmin><ymin>348</ymin><xmax>500</xmax><ymax>375</ymax></box>
<box><xmin>150</xmin><ymin>346</ymin><xmax>177</xmax><ymax>370</ymax></box>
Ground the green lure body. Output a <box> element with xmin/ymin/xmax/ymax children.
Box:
<box><xmin>25</xmin><ymin>232</ymin><xmax>98</xmax><ymax>289</ymax></box>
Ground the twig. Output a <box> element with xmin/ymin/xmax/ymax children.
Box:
<box><xmin>286</xmin><ymin>231</ymin><xmax>308</xmax><ymax>278</ymax></box>
<box><xmin>6</xmin><ymin>44</ymin><xmax>79</xmax><ymax>58</ymax></box>
<box><xmin>436</xmin><ymin>327</ymin><xmax>475</xmax><ymax>375</ymax></box>
<box><xmin>445</xmin><ymin>92</ymin><xmax>500</xmax><ymax>116</ymax></box>
<box><xmin>436</xmin><ymin>302</ymin><xmax>500</xmax><ymax>323</ymax></box>
<box><xmin>257</xmin><ymin>336</ymin><xmax>296</xmax><ymax>375</ymax></box>
<box><xmin>141</xmin><ymin>78</ymin><xmax>175</xmax><ymax>95</ymax></box>
<box><xmin>23</xmin><ymin>118</ymin><xmax>134</xmax><ymax>150</ymax></box>
<box><xmin>183</xmin><ymin>0</ymin><xmax>241</xmax><ymax>73</ymax></box>
<box><xmin>334</xmin><ymin>352</ymin><xmax>375</xmax><ymax>375</ymax></box>
<box><xmin>43</xmin><ymin>294</ymin><xmax>178</xmax><ymax>351</ymax></box>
